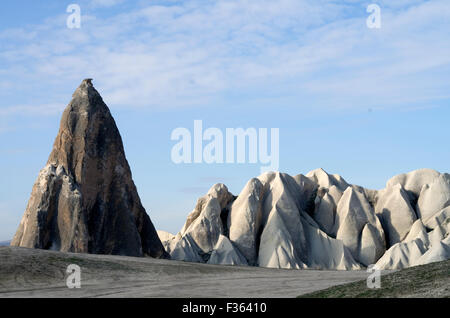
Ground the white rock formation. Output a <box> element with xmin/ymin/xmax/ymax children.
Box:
<box><xmin>292</xmin><ymin>174</ymin><xmax>318</xmax><ymax>211</ymax></box>
<box><xmin>375</xmin><ymin>184</ymin><xmax>417</xmax><ymax>247</ymax></box>
<box><xmin>415</xmin><ymin>242</ymin><xmax>450</xmax><ymax>266</ymax></box>
<box><xmin>423</xmin><ymin>206</ymin><xmax>450</xmax><ymax>229</ymax></box>
<box><xmin>258</xmin><ymin>210</ymin><xmax>305</xmax><ymax>269</ymax></box>
<box><xmin>179</xmin><ymin>183</ymin><xmax>233</xmax><ymax>236</ymax></box>
<box><xmin>208</xmin><ymin>235</ymin><xmax>248</xmax><ymax>266</ymax></box>
<box><xmin>386</xmin><ymin>168</ymin><xmax>441</xmax><ymax>197</ymax></box>
<box><xmin>165</xmin><ymin>168</ymin><xmax>450</xmax><ymax>270</ymax></box>
<box><xmin>375</xmin><ymin>210</ymin><xmax>449</xmax><ymax>270</ymax></box>
<box><xmin>428</xmin><ymin>224</ymin><xmax>447</xmax><ymax>247</ymax></box>
<box><xmin>170</xmin><ymin>235</ymin><xmax>204</xmax><ymax>263</ymax></box>
<box><xmin>359</xmin><ymin>223</ymin><xmax>386</xmax><ymax>267</ymax></box>
<box><xmin>375</xmin><ymin>239</ymin><xmax>427</xmax><ymax>270</ymax></box>
<box><xmin>182</xmin><ymin>196</ymin><xmax>223</xmax><ymax>254</ymax></box>
<box><xmin>256</xmin><ymin>172</ymin><xmax>308</xmax><ymax>267</ymax></box>
<box><xmin>301</xmin><ymin>215</ymin><xmax>361</xmax><ymax>270</ymax></box>
<box><xmin>335</xmin><ymin>187</ymin><xmax>386</xmax><ymax>265</ymax></box>
<box><xmin>228</xmin><ymin>178</ymin><xmax>264</xmax><ymax>265</ymax></box>
<box><xmin>306</xmin><ymin>168</ymin><xmax>349</xmax><ymax>192</ymax></box>
<box><xmin>312</xmin><ymin>186</ymin><xmax>342</xmax><ymax>236</ymax></box>
<box><xmin>416</xmin><ymin>174</ymin><xmax>450</xmax><ymax>221</ymax></box>
<box><xmin>404</xmin><ymin>219</ymin><xmax>429</xmax><ymax>247</ymax></box>
<box><xmin>157</xmin><ymin>230</ymin><xmax>176</xmax><ymax>254</ymax></box>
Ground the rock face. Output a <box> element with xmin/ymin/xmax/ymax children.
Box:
<box><xmin>159</xmin><ymin>168</ymin><xmax>450</xmax><ymax>270</ymax></box>
<box><xmin>257</xmin><ymin>172</ymin><xmax>308</xmax><ymax>269</ymax></box>
<box><xmin>416</xmin><ymin>174</ymin><xmax>450</xmax><ymax>221</ymax></box>
<box><xmin>375</xmin><ymin>184</ymin><xmax>417</xmax><ymax>247</ymax></box>
<box><xmin>301</xmin><ymin>215</ymin><xmax>361</xmax><ymax>270</ymax></box>
<box><xmin>335</xmin><ymin>187</ymin><xmax>386</xmax><ymax>266</ymax></box>
<box><xmin>11</xmin><ymin>79</ymin><xmax>167</xmax><ymax>258</ymax></box>
<box><xmin>228</xmin><ymin>178</ymin><xmax>264</xmax><ymax>265</ymax></box>
<box><xmin>207</xmin><ymin>235</ymin><xmax>248</xmax><ymax>266</ymax></box>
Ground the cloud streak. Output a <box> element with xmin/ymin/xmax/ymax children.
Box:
<box><xmin>0</xmin><ymin>0</ymin><xmax>449</xmax><ymax>115</ymax></box>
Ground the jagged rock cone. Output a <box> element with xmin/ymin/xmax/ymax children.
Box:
<box><xmin>11</xmin><ymin>79</ymin><xmax>167</xmax><ymax>258</ymax></box>
<box><xmin>160</xmin><ymin>168</ymin><xmax>450</xmax><ymax>270</ymax></box>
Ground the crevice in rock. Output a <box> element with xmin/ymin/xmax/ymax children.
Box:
<box><xmin>220</xmin><ymin>207</ymin><xmax>230</xmax><ymax>238</ymax></box>
<box><xmin>304</xmin><ymin>187</ymin><xmax>318</xmax><ymax>217</ymax></box>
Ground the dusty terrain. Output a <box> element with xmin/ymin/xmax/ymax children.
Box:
<box><xmin>0</xmin><ymin>246</ymin><xmax>372</xmax><ymax>298</ymax></box>
<box><xmin>299</xmin><ymin>259</ymin><xmax>450</xmax><ymax>298</ymax></box>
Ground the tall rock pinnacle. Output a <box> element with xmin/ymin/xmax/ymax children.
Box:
<box><xmin>11</xmin><ymin>79</ymin><xmax>168</xmax><ymax>258</ymax></box>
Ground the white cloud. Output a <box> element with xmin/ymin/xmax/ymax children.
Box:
<box><xmin>0</xmin><ymin>103</ymin><xmax>65</xmax><ymax>117</ymax></box>
<box><xmin>90</xmin><ymin>0</ymin><xmax>125</xmax><ymax>8</ymax></box>
<box><xmin>0</xmin><ymin>0</ymin><xmax>449</xmax><ymax>113</ymax></box>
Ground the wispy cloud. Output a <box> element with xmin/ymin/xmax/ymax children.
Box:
<box><xmin>0</xmin><ymin>0</ymin><xmax>449</xmax><ymax>114</ymax></box>
<box><xmin>90</xmin><ymin>0</ymin><xmax>125</xmax><ymax>8</ymax></box>
<box><xmin>0</xmin><ymin>103</ymin><xmax>65</xmax><ymax>117</ymax></box>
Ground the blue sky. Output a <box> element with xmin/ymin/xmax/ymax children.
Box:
<box><xmin>1</xmin><ymin>0</ymin><xmax>450</xmax><ymax>240</ymax></box>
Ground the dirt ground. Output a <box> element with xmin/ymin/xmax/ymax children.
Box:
<box><xmin>299</xmin><ymin>259</ymin><xmax>450</xmax><ymax>298</ymax></box>
<box><xmin>0</xmin><ymin>246</ymin><xmax>373</xmax><ymax>298</ymax></box>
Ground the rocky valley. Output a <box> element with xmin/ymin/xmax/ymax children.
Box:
<box><xmin>159</xmin><ymin>168</ymin><xmax>450</xmax><ymax>270</ymax></box>
<box><xmin>9</xmin><ymin>80</ymin><xmax>450</xmax><ymax>273</ymax></box>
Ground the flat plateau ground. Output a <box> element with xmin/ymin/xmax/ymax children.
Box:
<box><xmin>0</xmin><ymin>246</ymin><xmax>371</xmax><ymax>298</ymax></box>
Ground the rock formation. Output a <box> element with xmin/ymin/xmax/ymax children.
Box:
<box><xmin>10</xmin><ymin>80</ymin><xmax>449</xmax><ymax>269</ymax></box>
<box><xmin>159</xmin><ymin>168</ymin><xmax>450</xmax><ymax>270</ymax></box>
<box><xmin>11</xmin><ymin>79</ymin><xmax>167</xmax><ymax>258</ymax></box>
<box><xmin>335</xmin><ymin>187</ymin><xmax>386</xmax><ymax>266</ymax></box>
<box><xmin>375</xmin><ymin>184</ymin><xmax>417</xmax><ymax>247</ymax></box>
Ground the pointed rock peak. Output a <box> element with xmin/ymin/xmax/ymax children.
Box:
<box><xmin>207</xmin><ymin>183</ymin><xmax>234</xmax><ymax>210</ymax></box>
<box><xmin>207</xmin><ymin>183</ymin><xmax>231</xmax><ymax>197</ymax></box>
<box><xmin>256</xmin><ymin>171</ymin><xmax>278</xmax><ymax>184</ymax></box>
<box><xmin>256</xmin><ymin>171</ymin><xmax>297</xmax><ymax>188</ymax></box>
<box><xmin>76</xmin><ymin>78</ymin><xmax>95</xmax><ymax>93</ymax></box>
<box><xmin>68</xmin><ymin>78</ymin><xmax>108</xmax><ymax>116</ymax></box>
<box><xmin>423</xmin><ymin>206</ymin><xmax>450</xmax><ymax>229</ymax></box>
<box><xmin>306</xmin><ymin>168</ymin><xmax>349</xmax><ymax>191</ymax></box>
<box><xmin>390</xmin><ymin>183</ymin><xmax>404</xmax><ymax>191</ymax></box>
<box><xmin>48</xmin><ymin>78</ymin><xmax>119</xmax><ymax>181</ymax></box>
<box><xmin>386</xmin><ymin>168</ymin><xmax>441</xmax><ymax>196</ymax></box>
<box><xmin>77</xmin><ymin>78</ymin><xmax>97</xmax><ymax>98</ymax></box>
<box><xmin>404</xmin><ymin>219</ymin><xmax>428</xmax><ymax>243</ymax></box>
<box><xmin>306</xmin><ymin>168</ymin><xmax>329</xmax><ymax>178</ymax></box>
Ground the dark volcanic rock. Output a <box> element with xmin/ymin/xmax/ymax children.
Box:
<box><xmin>11</xmin><ymin>79</ymin><xmax>168</xmax><ymax>258</ymax></box>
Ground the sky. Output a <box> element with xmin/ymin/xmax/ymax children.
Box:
<box><xmin>0</xmin><ymin>0</ymin><xmax>449</xmax><ymax>241</ymax></box>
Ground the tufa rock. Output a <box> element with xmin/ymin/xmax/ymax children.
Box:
<box><xmin>11</xmin><ymin>79</ymin><xmax>167</xmax><ymax>258</ymax></box>
<box><xmin>166</xmin><ymin>168</ymin><xmax>450</xmax><ymax>270</ymax></box>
